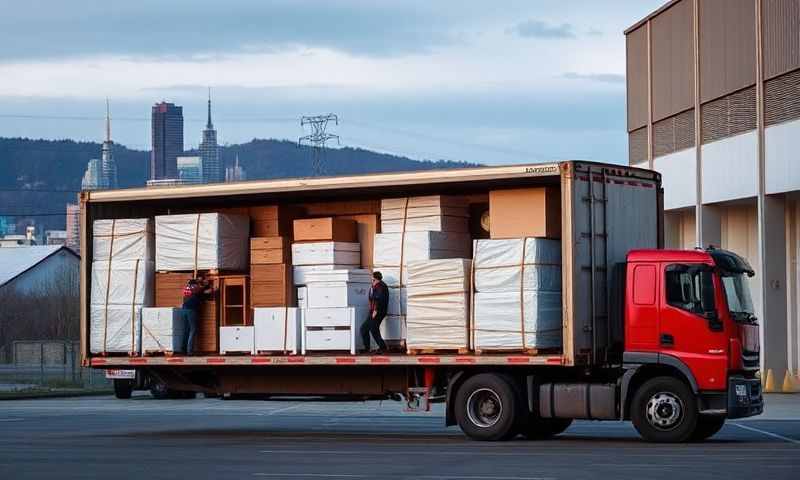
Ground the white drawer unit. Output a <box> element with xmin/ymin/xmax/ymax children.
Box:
<box><xmin>306</xmin><ymin>282</ymin><xmax>370</xmax><ymax>308</ymax></box>
<box><xmin>219</xmin><ymin>326</ymin><xmax>255</xmax><ymax>354</ymax></box>
<box><xmin>301</xmin><ymin>307</ymin><xmax>367</xmax><ymax>354</ymax></box>
<box><xmin>253</xmin><ymin>307</ymin><xmax>301</xmax><ymax>355</ymax></box>
<box><xmin>291</xmin><ymin>242</ymin><xmax>361</xmax><ymax>266</ymax></box>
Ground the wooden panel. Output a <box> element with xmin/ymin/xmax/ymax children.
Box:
<box><xmin>338</xmin><ymin>213</ymin><xmax>378</xmax><ymax>268</ymax></box>
<box><xmin>293</xmin><ymin>218</ymin><xmax>358</xmax><ymax>242</ymax></box>
<box><xmin>302</xmin><ymin>199</ymin><xmax>380</xmax><ymax>216</ymax></box>
<box><xmin>154</xmin><ymin>272</ymin><xmax>219</xmax><ymax>353</ymax></box>
<box><xmin>250</xmin><ymin>264</ymin><xmax>293</xmax><ymax>307</ymax></box>
<box><xmin>765</xmin><ymin>68</ymin><xmax>800</xmax><ymax>126</ymax></box>
<box><xmin>763</xmin><ymin>0</ymin><xmax>800</xmax><ymax>80</ymax></box>
<box><xmin>628</xmin><ymin>127</ymin><xmax>648</xmax><ymax>165</ymax></box>
<box><xmin>220</xmin><ymin>275</ymin><xmax>249</xmax><ymax>326</ymax></box>
<box><xmin>626</xmin><ymin>25</ymin><xmax>649</xmax><ymax>131</ymax></box>
<box><xmin>699</xmin><ymin>0</ymin><xmax>756</xmax><ymax>103</ymax></box>
<box><xmin>651</xmin><ymin>0</ymin><xmax>695</xmax><ymax>121</ymax></box>
<box><xmin>249</xmin><ymin>205</ymin><xmax>302</xmax><ymax>238</ymax></box>
<box><xmin>250</xmin><ymin>236</ymin><xmax>289</xmax><ymax>264</ymax></box>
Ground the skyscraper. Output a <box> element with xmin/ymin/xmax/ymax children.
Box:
<box><xmin>101</xmin><ymin>99</ymin><xmax>118</xmax><ymax>189</ymax></box>
<box><xmin>199</xmin><ymin>89</ymin><xmax>222</xmax><ymax>183</ymax></box>
<box><xmin>81</xmin><ymin>158</ymin><xmax>103</xmax><ymax>190</ymax></box>
<box><xmin>151</xmin><ymin>102</ymin><xmax>183</xmax><ymax>180</ymax></box>
<box><xmin>177</xmin><ymin>155</ymin><xmax>203</xmax><ymax>184</ymax></box>
<box><xmin>65</xmin><ymin>203</ymin><xmax>80</xmax><ymax>253</ymax></box>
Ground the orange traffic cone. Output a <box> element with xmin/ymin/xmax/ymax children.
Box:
<box><xmin>764</xmin><ymin>369</ymin><xmax>776</xmax><ymax>393</ymax></box>
<box><xmin>782</xmin><ymin>371</ymin><xmax>799</xmax><ymax>393</ymax></box>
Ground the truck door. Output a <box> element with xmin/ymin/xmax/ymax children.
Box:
<box><xmin>659</xmin><ymin>263</ymin><xmax>728</xmax><ymax>391</ymax></box>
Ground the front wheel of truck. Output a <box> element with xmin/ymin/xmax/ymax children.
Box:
<box><xmin>455</xmin><ymin>373</ymin><xmax>521</xmax><ymax>441</ymax></box>
<box><xmin>113</xmin><ymin>379</ymin><xmax>133</xmax><ymax>399</ymax></box>
<box><xmin>631</xmin><ymin>376</ymin><xmax>698</xmax><ymax>443</ymax></box>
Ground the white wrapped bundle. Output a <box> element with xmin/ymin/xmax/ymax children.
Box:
<box><xmin>473</xmin><ymin>291</ymin><xmax>562</xmax><ymax>350</ymax></box>
<box><xmin>291</xmin><ymin>242</ymin><xmax>360</xmax><ymax>266</ymax></box>
<box><xmin>302</xmin><ymin>268</ymin><xmax>372</xmax><ymax>284</ymax></box>
<box><xmin>474</xmin><ymin>238</ymin><xmax>561</xmax><ymax>292</ymax></box>
<box><xmin>141</xmin><ymin>307</ymin><xmax>187</xmax><ymax>354</ymax></box>
<box><xmin>93</xmin><ymin>218</ymin><xmax>154</xmax><ymax>262</ymax></box>
<box><xmin>406</xmin><ymin>259</ymin><xmax>471</xmax><ymax>351</ymax></box>
<box><xmin>254</xmin><ymin>307</ymin><xmax>301</xmax><ymax>354</ymax></box>
<box><xmin>155</xmin><ymin>213</ymin><xmax>249</xmax><ymax>271</ymax></box>
<box><xmin>90</xmin><ymin>260</ymin><xmax>154</xmax><ymax>306</ymax></box>
<box><xmin>90</xmin><ymin>304</ymin><xmax>142</xmax><ymax>354</ymax></box>
<box><xmin>293</xmin><ymin>264</ymin><xmax>360</xmax><ymax>286</ymax></box>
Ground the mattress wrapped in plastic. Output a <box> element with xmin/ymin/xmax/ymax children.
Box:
<box><xmin>90</xmin><ymin>304</ymin><xmax>143</xmax><ymax>354</ymax></box>
<box><xmin>155</xmin><ymin>213</ymin><xmax>249</xmax><ymax>271</ymax></box>
<box><xmin>90</xmin><ymin>260</ymin><xmax>154</xmax><ymax>306</ymax></box>
<box><xmin>93</xmin><ymin>218</ymin><xmax>154</xmax><ymax>262</ymax></box>
<box><xmin>472</xmin><ymin>238</ymin><xmax>562</xmax><ymax>351</ymax></box>
<box><xmin>406</xmin><ymin>259</ymin><xmax>471</xmax><ymax>351</ymax></box>
<box><xmin>141</xmin><ymin>307</ymin><xmax>187</xmax><ymax>354</ymax></box>
<box><xmin>473</xmin><ymin>291</ymin><xmax>562</xmax><ymax>350</ymax></box>
<box><xmin>373</xmin><ymin>232</ymin><xmax>471</xmax><ymax>286</ymax></box>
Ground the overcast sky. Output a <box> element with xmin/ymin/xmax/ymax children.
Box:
<box><xmin>0</xmin><ymin>0</ymin><xmax>663</xmax><ymax>165</ymax></box>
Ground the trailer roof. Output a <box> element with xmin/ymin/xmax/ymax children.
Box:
<box><xmin>85</xmin><ymin>162</ymin><xmax>568</xmax><ymax>203</ymax></box>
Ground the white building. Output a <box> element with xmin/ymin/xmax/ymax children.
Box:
<box><xmin>0</xmin><ymin>246</ymin><xmax>80</xmax><ymax>296</ymax></box>
<box><xmin>177</xmin><ymin>155</ymin><xmax>203</xmax><ymax>184</ymax></box>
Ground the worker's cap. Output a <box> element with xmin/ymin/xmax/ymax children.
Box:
<box><xmin>372</xmin><ymin>271</ymin><xmax>383</xmax><ymax>280</ymax></box>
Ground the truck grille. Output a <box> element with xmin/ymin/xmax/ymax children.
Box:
<box><xmin>741</xmin><ymin>348</ymin><xmax>759</xmax><ymax>370</ymax></box>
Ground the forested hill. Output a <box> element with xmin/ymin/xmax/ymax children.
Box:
<box><xmin>0</xmin><ymin>137</ymin><xmax>476</xmax><ymax>232</ymax></box>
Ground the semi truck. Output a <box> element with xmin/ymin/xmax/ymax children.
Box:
<box><xmin>82</xmin><ymin>161</ymin><xmax>763</xmax><ymax>443</ymax></box>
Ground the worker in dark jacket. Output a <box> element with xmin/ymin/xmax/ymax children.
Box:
<box><xmin>182</xmin><ymin>276</ymin><xmax>213</xmax><ymax>354</ymax></box>
<box><xmin>361</xmin><ymin>271</ymin><xmax>389</xmax><ymax>353</ymax></box>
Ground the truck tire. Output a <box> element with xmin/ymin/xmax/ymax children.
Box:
<box><xmin>691</xmin><ymin>415</ymin><xmax>725</xmax><ymax>441</ymax></box>
<box><xmin>631</xmin><ymin>376</ymin><xmax>698</xmax><ymax>443</ymax></box>
<box><xmin>522</xmin><ymin>417</ymin><xmax>573</xmax><ymax>440</ymax></box>
<box><xmin>454</xmin><ymin>373</ymin><xmax>521</xmax><ymax>441</ymax></box>
<box><xmin>113</xmin><ymin>379</ymin><xmax>133</xmax><ymax>399</ymax></box>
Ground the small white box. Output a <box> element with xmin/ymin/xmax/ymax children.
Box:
<box><xmin>291</xmin><ymin>242</ymin><xmax>361</xmax><ymax>266</ymax></box>
<box><xmin>301</xmin><ymin>307</ymin><xmax>367</xmax><ymax>354</ymax></box>
<box><xmin>303</xmin><ymin>268</ymin><xmax>372</xmax><ymax>284</ymax></box>
<box><xmin>254</xmin><ymin>307</ymin><xmax>301</xmax><ymax>354</ymax></box>
<box><xmin>306</xmin><ymin>282</ymin><xmax>370</xmax><ymax>308</ymax></box>
<box><xmin>220</xmin><ymin>326</ymin><xmax>255</xmax><ymax>354</ymax></box>
<box><xmin>293</xmin><ymin>264</ymin><xmax>360</xmax><ymax>285</ymax></box>
<box><xmin>141</xmin><ymin>307</ymin><xmax>187</xmax><ymax>354</ymax></box>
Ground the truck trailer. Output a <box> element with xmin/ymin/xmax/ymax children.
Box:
<box><xmin>82</xmin><ymin>161</ymin><xmax>763</xmax><ymax>442</ymax></box>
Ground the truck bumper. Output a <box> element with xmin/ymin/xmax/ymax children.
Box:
<box><xmin>726</xmin><ymin>376</ymin><xmax>763</xmax><ymax>419</ymax></box>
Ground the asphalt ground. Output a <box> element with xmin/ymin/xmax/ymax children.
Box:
<box><xmin>0</xmin><ymin>394</ymin><xmax>798</xmax><ymax>480</ymax></box>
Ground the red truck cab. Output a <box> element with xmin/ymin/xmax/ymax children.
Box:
<box><xmin>622</xmin><ymin>247</ymin><xmax>763</xmax><ymax>440</ymax></box>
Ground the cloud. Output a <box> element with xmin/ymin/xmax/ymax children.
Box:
<box><xmin>587</xmin><ymin>28</ymin><xmax>603</xmax><ymax>36</ymax></box>
<box><xmin>508</xmin><ymin>19</ymin><xmax>575</xmax><ymax>39</ymax></box>
<box><xmin>562</xmin><ymin>72</ymin><xmax>625</xmax><ymax>84</ymax></box>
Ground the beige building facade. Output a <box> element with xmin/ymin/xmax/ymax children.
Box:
<box><xmin>625</xmin><ymin>0</ymin><xmax>800</xmax><ymax>382</ymax></box>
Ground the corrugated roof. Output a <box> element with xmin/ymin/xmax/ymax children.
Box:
<box><xmin>0</xmin><ymin>246</ymin><xmax>75</xmax><ymax>288</ymax></box>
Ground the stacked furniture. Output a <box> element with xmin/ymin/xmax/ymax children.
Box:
<box><xmin>89</xmin><ymin>218</ymin><xmax>154</xmax><ymax>355</ymax></box>
<box><xmin>291</xmin><ymin>218</ymin><xmax>360</xmax><ymax>286</ymax></box>
<box><xmin>373</xmin><ymin>195</ymin><xmax>472</xmax><ymax>349</ymax></box>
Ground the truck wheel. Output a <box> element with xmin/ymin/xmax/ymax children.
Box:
<box><xmin>113</xmin><ymin>379</ymin><xmax>133</xmax><ymax>399</ymax></box>
<box><xmin>455</xmin><ymin>373</ymin><xmax>521</xmax><ymax>441</ymax></box>
<box><xmin>522</xmin><ymin>417</ymin><xmax>573</xmax><ymax>440</ymax></box>
<box><xmin>691</xmin><ymin>415</ymin><xmax>725</xmax><ymax>441</ymax></box>
<box><xmin>631</xmin><ymin>376</ymin><xmax>698</xmax><ymax>443</ymax></box>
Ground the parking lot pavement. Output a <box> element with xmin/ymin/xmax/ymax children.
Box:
<box><xmin>0</xmin><ymin>394</ymin><xmax>798</xmax><ymax>480</ymax></box>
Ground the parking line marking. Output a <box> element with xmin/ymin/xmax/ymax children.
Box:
<box><xmin>732</xmin><ymin>423</ymin><xmax>800</xmax><ymax>445</ymax></box>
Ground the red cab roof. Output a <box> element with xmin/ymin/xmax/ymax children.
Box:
<box><xmin>627</xmin><ymin>249</ymin><xmax>713</xmax><ymax>264</ymax></box>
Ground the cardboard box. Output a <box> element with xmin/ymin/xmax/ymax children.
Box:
<box><xmin>489</xmin><ymin>187</ymin><xmax>561</xmax><ymax>239</ymax></box>
<box><xmin>250</xmin><ymin>236</ymin><xmax>290</xmax><ymax>264</ymax></box>
<box><xmin>293</xmin><ymin>217</ymin><xmax>358</xmax><ymax>243</ymax></box>
<box><xmin>250</xmin><ymin>264</ymin><xmax>293</xmax><ymax>307</ymax></box>
<box><xmin>338</xmin><ymin>214</ymin><xmax>378</xmax><ymax>268</ymax></box>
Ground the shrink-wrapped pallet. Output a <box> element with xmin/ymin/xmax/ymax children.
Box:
<box><xmin>472</xmin><ymin>238</ymin><xmax>563</xmax><ymax>351</ymax></box>
<box><xmin>155</xmin><ymin>213</ymin><xmax>250</xmax><ymax>271</ymax></box>
<box><xmin>406</xmin><ymin>259</ymin><xmax>471</xmax><ymax>352</ymax></box>
<box><xmin>90</xmin><ymin>304</ymin><xmax>143</xmax><ymax>354</ymax></box>
<box><xmin>141</xmin><ymin>307</ymin><xmax>187</xmax><ymax>354</ymax></box>
<box><xmin>93</xmin><ymin>218</ymin><xmax>154</xmax><ymax>262</ymax></box>
<box><xmin>90</xmin><ymin>258</ymin><xmax>154</xmax><ymax>354</ymax></box>
<box><xmin>254</xmin><ymin>307</ymin><xmax>301</xmax><ymax>354</ymax></box>
<box><xmin>380</xmin><ymin>196</ymin><xmax>469</xmax><ymax>233</ymax></box>
<box><xmin>373</xmin><ymin>232</ymin><xmax>471</xmax><ymax>286</ymax></box>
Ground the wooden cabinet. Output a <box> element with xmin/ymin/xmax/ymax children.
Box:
<box><xmin>220</xmin><ymin>275</ymin><xmax>249</xmax><ymax>326</ymax></box>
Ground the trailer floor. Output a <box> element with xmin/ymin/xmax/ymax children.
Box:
<box><xmin>1</xmin><ymin>395</ymin><xmax>798</xmax><ymax>480</ymax></box>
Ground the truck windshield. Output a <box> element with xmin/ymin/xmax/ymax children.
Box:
<box><xmin>721</xmin><ymin>273</ymin><xmax>756</xmax><ymax>323</ymax></box>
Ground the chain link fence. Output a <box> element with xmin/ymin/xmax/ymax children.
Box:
<box><xmin>0</xmin><ymin>340</ymin><xmax>110</xmax><ymax>393</ymax></box>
